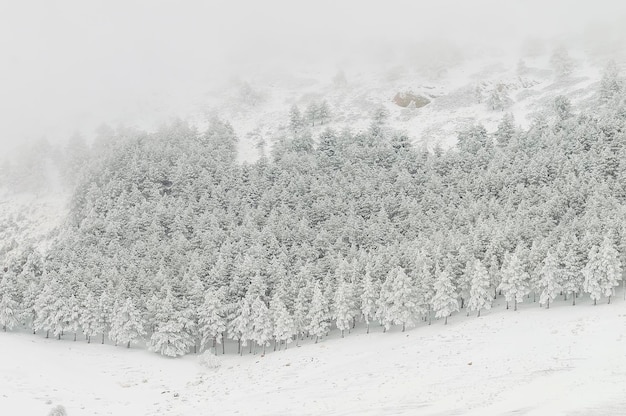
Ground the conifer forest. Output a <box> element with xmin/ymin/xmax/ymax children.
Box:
<box><xmin>2</xmin><ymin>81</ymin><xmax>626</xmax><ymax>357</ymax></box>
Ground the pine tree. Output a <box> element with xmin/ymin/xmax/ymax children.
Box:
<box><xmin>377</xmin><ymin>267</ymin><xmax>418</xmax><ymax>332</ymax></box>
<box><xmin>307</xmin><ymin>282</ymin><xmax>330</xmax><ymax>343</ymax></box>
<box><xmin>0</xmin><ymin>292</ymin><xmax>18</xmax><ymax>331</ymax></box>
<box><xmin>431</xmin><ymin>263</ymin><xmax>459</xmax><ymax>324</ymax></box>
<box><xmin>289</xmin><ymin>104</ymin><xmax>305</xmax><ymax>134</ymax></box>
<box><xmin>96</xmin><ymin>289</ymin><xmax>114</xmax><ymax>344</ymax></box>
<box><xmin>0</xmin><ymin>274</ymin><xmax>19</xmax><ymax>332</ymax></box>
<box><xmin>79</xmin><ymin>292</ymin><xmax>100</xmax><ymax>343</ymax></box>
<box><xmin>198</xmin><ymin>288</ymin><xmax>226</xmax><ymax>354</ymax></box>
<box><xmin>539</xmin><ymin>251</ymin><xmax>561</xmax><ymax>309</ymax></box>
<box><xmin>318</xmin><ymin>100</ymin><xmax>331</xmax><ymax>124</ymax></box>
<box><xmin>305</xmin><ymin>102</ymin><xmax>319</xmax><ymax>127</ymax></box>
<box><xmin>270</xmin><ymin>291</ymin><xmax>294</xmax><ymax>350</ymax></box>
<box><xmin>292</xmin><ymin>284</ymin><xmax>311</xmax><ymax>342</ymax></box>
<box><xmin>333</xmin><ymin>278</ymin><xmax>353</xmax><ymax>337</ymax></box>
<box><xmin>360</xmin><ymin>265</ymin><xmax>378</xmax><ymax>333</ymax></box>
<box><xmin>559</xmin><ymin>233</ymin><xmax>585</xmax><ymax>305</ymax></box>
<box><xmin>498</xmin><ymin>249</ymin><xmax>529</xmax><ymax>311</ymax></box>
<box><xmin>230</xmin><ymin>297</ymin><xmax>254</xmax><ymax>355</ymax></box>
<box><xmin>250</xmin><ymin>296</ymin><xmax>273</xmax><ymax>354</ymax></box>
<box><xmin>109</xmin><ymin>297</ymin><xmax>145</xmax><ymax>348</ymax></box>
<box><xmin>583</xmin><ymin>245</ymin><xmax>603</xmax><ymax>305</ymax></box>
<box><xmin>600</xmin><ymin>60</ymin><xmax>623</xmax><ymax>104</ymax></box>
<box><xmin>467</xmin><ymin>259</ymin><xmax>492</xmax><ymax>317</ymax></box>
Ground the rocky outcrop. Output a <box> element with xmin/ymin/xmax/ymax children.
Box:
<box><xmin>393</xmin><ymin>92</ymin><xmax>430</xmax><ymax>108</ymax></box>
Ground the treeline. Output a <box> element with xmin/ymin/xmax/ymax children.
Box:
<box><xmin>2</xmin><ymin>91</ymin><xmax>626</xmax><ymax>356</ymax></box>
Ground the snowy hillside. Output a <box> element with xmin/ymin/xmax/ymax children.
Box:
<box><xmin>4</xmin><ymin>293</ymin><xmax>626</xmax><ymax>416</ymax></box>
<box><xmin>0</xmin><ymin>190</ymin><xmax>68</xmax><ymax>263</ymax></box>
<box><xmin>186</xmin><ymin>47</ymin><xmax>609</xmax><ymax>162</ymax></box>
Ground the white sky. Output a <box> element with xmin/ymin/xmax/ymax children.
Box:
<box><xmin>0</xmin><ymin>0</ymin><xmax>625</xmax><ymax>149</ymax></box>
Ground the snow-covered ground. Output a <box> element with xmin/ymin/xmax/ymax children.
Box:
<box><xmin>4</xmin><ymin>292</ymin><xmax>626</xmax><ymax>416</ymax></box>
<box><xmin>183</xmin><ymin>48</ymin><xmax>607</xmax><ymax>163</ymax></box>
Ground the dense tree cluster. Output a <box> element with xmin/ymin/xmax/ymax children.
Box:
<box><xmin>2</xmin><ymin>88</ymin><xmax>626</xmax><ymax>357</ymax></box>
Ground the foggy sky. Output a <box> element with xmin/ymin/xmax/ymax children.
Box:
<box><xmin>1</xmin><ymin>0</ymin><xmax>625</xmax><ymax>151</ymax></box>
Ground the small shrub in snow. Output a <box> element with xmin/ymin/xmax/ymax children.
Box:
<box><xmin>48</xmin><ymin>405</ymin><xmax>67</xmax><ymax>416</ymax></box>
<box><xmin>201</xmin><ymin>350</ymin><xmax>221</xmax><ymax>369</ymax></box>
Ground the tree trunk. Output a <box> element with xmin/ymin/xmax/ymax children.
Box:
<box><xmin>46</xmin><ymin>330</ymin><xmax>49</xmax><ymax>339</ymax></box>
<box><xmin>88</xmin><ymin>335</ymin><xmax>91</xmax><ymax>344</ymax></box>
<box><xmin>102</xmin><ymin>333</ymin><xmax>105</xmax><ymax>344</ymax></box>
<box><xmin>127</xmin><ymin>341</ymin><xmax>130</xmax><ymax>348</ymax></box>
<box><xmin>547</xmin><ymin>299</ymin><xmax>550</xmax><ymax>309</ymax></box>
<box><xmin>514</xmin><ymin>300</ymin><xmax>518</xmax><ymax>311</ymax></box>
<box><xmin>594</xmin><ymin>298</ymin><xmax>597</xmax><ymax>306</ymax></box>
<box><xmin>402</xmin><ymin>323</ymin><xmax>405</xmax><ymax>332</ymax></box>
<box><xmin>74</xmin><ymin>332</ymin><xmax>77</xmax><ymax>342</ymax></box>
<box><xmin>572</xmin><ymin>292</ymin><xmax>576</xmax><ymax>306</ymax></box>
<box><xmin>222</xmin><ymin>333</ymin><xmax>225</xmax><ymax>354</ymax></box>
<box><xmin>315</xmin><ymin>335</ymin><xmax>318</xmax><ymax>344</ymax></box>
<box><xmin>341</xmin><ymin>330</ymin><xmax>344</xmax><ymax>338</ymax></box>
<box><xmin>506</xmin><ymin>301</ymin><xmax>509</xmax><ymax>310</ymax></box>
<box><xmin>366</xmin><ymin>323</ymin><xmax>370</xmax><ymax>334</ymax></box>
<box><xmin>608</xmin><ymin>295</ymin><xmax>612</xmax><ymax>304</ymax></box>
<box><xmin>478</xmin><ymin>309</ymin><xmax>481</xmax><ymax>318</ymax></box>
<box><xmin>444</xmin><ymin>315</ymin><xmax>448</xmax><ymax>325</ymax></box>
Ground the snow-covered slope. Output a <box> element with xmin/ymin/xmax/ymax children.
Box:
<box><xmin>185</xmin><ymin>48</ymin><xmax>609</xmax><ymax>162</ymax></box>
<box><xmin>0</xmin><ymin>190</ymin><xmax>68</xmax><ymax>262</ymax></box>
<box><xmin>4</xmin><ymin>293</ymin><xmax>626</xmax><ymax>416</ymax></box>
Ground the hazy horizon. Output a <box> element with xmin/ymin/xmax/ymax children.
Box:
<box><xmin>1</xmin><ymin>0</ymin><xmax>625</xmax><ymax>151</ymax></box>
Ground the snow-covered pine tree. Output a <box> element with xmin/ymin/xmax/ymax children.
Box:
<box><xmin>600</xmin><ymin>60</ymin><xmax>623</xmax><ymax>104</ymax></box>
<box><xmin>539</xmin><ymin>250</ymin><xmax>561</xmax><ymax>309</ymax></box>
<box><xmin>230</xmin><ymin>296</ymin><xmax>254</xmax><ymax>355</ymax></box>
<box><xmin>305</xmin><ymin>102</ymin><xmax>319</xmax><ymax>127</ymax></box>
<box><xmin>380</xmin><ymin>266</ymin><xmax>418</xmax><ymax>332</ymax></box>
<box><xmin>0</xmin><ymin>276</ymin><xmax>18</xmax><ymax>331</ymax></box>
<box><xmin>96</xmin><ymin>289</ymin><xmax>114</xmax><ymax>344</ymax></box>
<box><xmin>467</xmin><ymin>259</ymin><xmax>492</xmax><ymax>317</ymax></box>
<box><xmin>0</xmin><ymin>292</ymin><xmax>18</xmax><ymax>332</ymax></box>
<box><xmin>583</xmin><ymin>245</ymin><xmax>603</xmax><ymax>305</ymax></box>
<box><xmin>333</xmin><ymin>278</ymin><xmax>353</xmax><ymax>338</ymax></box>
<box><xmin>307</xmin><ymin>282</ymin><xmax>330</xmax><ymax>343</ymax></box>
<box><xmin>431</xmin><ymin>262</ymin><xmax>459</xmax><ymax>324</ymax></box>
<box><xmin>109</xmin><ymin>297</ymin><xmax>145</xmax><ymax>349</ymax></box>
<box><xmin>150</xmin><ymin>316</ymin><xmax>194</xmax><ymax>357</ymax></box>
<box><xmin>292</xmin><ymin>283</ymin><xmax>311</xmax><ymax>343</ymax></box>
<box><xmin>289</xmin><ymin>104</ymin><xmax>305</xmax><ymax>134</ymax></box>
<box><xmin>595</xmin><ymin>235</ymin><xmax>622</xmax><ymax>304</ymax></box>
<box><xmin>318</xmin><ymin>100</ymin><xmax>331</xmax><ymax>124</ymax></box>
<box><xmin>79</xmin><ymin>292</ymin><xmax>100</xmax><ymax>343</ymax></box>
<box><xmin>250</xmin><ymin>296</ymin><xmax>273</xmax><ymax>354</ymax></box>
<box><xmin>360</xmin><ymin>264</ymin><xmax>378</xmax><ymax>333</ymax></box>
<box><xmin>198</xmin><ymin>288</ymin><xmax>226</xmax><ymax>354</ymax></box>
<box><xmin>33</xmin><ymin>275</ymin><xmax>62</xmax><ymax>339</ymax></box>
<box><xmin>270</xmin><ymin>291</ymin><xmax>294</xmax><ymax>350</ymax></box>
<box><xmin>559</xmin><ymin>233</ymin><xmax>585</xmax><ymax>305</ymax></box>
<box><xmin>498</xmin><ymin>249</ymin><xmax>529</xmax><ymax>311</ymax></box>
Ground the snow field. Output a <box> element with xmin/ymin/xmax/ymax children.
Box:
<box><xmin>2</xmin><ymin>291</ymin><xmax>626</xmax><ymax>416</ymax></box>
